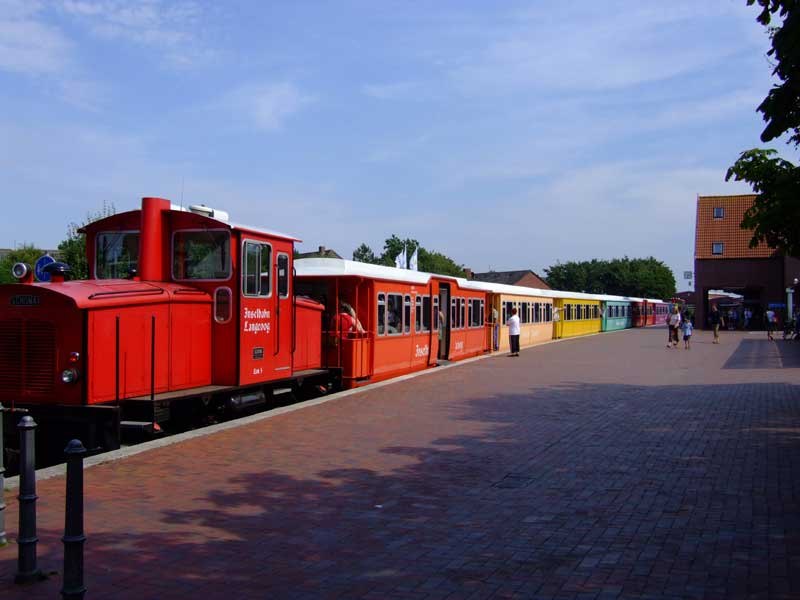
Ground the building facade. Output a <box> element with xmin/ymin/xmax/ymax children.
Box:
<box><xmin>694</xmin><ymin>195</ymin><xmax>800</xmax><ymax>329</ymax></box>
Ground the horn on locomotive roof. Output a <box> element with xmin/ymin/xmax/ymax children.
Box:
<box><xmin>188</xmin><ymin>204</ymin><xmax>230</xmax><ymax>222</ymax></box>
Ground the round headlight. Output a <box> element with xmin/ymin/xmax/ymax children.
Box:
<box><xmin>61</xmin><ymin>368</ymin><xmax>80</xmax><ymax>384</ymax></box>
<box><xmin>12</xmin><ymin>262</ymin><xmax>31</xmax><ymax>280</ymax></box>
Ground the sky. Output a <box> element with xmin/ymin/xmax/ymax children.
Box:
<box><xmin>1</xmin><ymin>0</ymin><xmax>797</xmax><ymax>290</ymax></box>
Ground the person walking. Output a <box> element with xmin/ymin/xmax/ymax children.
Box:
<box><xmin>765</xmin><ymin>307</ymin><xmax>776</xmax><ymax>341</ymax></box>
<box><xmin>507</xmin><ymin>307</ymin><xmax>520</xmax><ymax>357</ymax></box>
<box><xmin>709</xmin><ymin>304</ymin><xmax>724</xmax><ymax>344</ymax></box>
<box><xmin>667</xmin><ymin>305</ymin><xmax>682</xmax><ymax>348</ymax></box>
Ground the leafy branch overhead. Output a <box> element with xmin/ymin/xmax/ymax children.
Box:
<box><xmin>352</xmin><ymin>235</ymin><xmax>466</xmax><ymax>277</ymax></box>
<box><xmin>726</xmin><ymin>0</ymin><xmax>800</xmax><ymax>256</ymax></box>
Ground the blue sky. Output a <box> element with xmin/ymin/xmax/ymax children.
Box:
<box><xmin>1</xmin><ymin>1</ymin><xmax>796</xmax><ymax>289</ymax></box>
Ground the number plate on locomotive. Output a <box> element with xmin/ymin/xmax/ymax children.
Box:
<box><xmin>10</xmin><ymin>295</ymin><xmax>40</xmax><ymax>306</ymax></box>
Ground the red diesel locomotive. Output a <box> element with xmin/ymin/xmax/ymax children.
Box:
<box><xmin>0</xmin><ymin>197</ymin><xmax>329</xmax><ymax>455</ymax></box>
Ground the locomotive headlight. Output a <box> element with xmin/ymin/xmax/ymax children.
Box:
<box><xmin>69</xmin><ymin>351</ymin><xmax>81</xmax><ymax>363</ymax></box>
<box><xmin>61</xmin><ymin>368</ymin><xmax>80</xmax><ymax>384</ymax></box>
<box><xmin>12</xmin><ymin>262</ymin><xmax>30</xmax><ymax>280</ymax></box>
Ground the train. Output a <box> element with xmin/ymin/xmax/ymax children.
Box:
<box><xmin>0</xmin><ymin>197</ymin><xmax>666</xmax><ymax>461</ymax></box>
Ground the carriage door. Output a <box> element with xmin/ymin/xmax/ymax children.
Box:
<box><xmin>438</xmin><ymin>283</ymin><xmax>451</xmax><ymax>360</ymax></box>
<box><xmin>275</xmin><ymin>253</ymin><xmax>292</xmax><ymax>373</ymax></box>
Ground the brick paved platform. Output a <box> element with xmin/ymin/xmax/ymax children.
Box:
<box><xmin>2</xmin><ymin>328</ymin><xmax>799</xmax><ymax>599</ymax></box>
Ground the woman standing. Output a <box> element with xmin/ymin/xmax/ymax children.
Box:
<box><xmin>667</xmin><ymin>305</ymin><xmax>682</xmax><ymax>348</ymax></box>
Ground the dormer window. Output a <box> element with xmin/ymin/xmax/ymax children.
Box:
<box><xmin>712</xmin><ymin>242</ymin><xmax>724</xmax><ymax>255</ymax></box>
<box><xmin>713</xmin><ymin>207</ymin><xmax>724</xmax><ymax>219</ymax></box>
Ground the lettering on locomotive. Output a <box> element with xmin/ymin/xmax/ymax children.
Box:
<box><xmin>10</xmin><ymin>295</ymin><xmax>41</xmax><ymax>306</ymax></box>
<box><xmin>243</xmin><ymin>307</ymin><xmax>271</xmax><ymax>334</ymax></box>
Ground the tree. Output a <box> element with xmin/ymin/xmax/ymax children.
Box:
<box><xmin>726</xmin><ymin>1</ymin><xmax>800</xmax><ymax>255</ymax></box>
<box><xmin>0</xmin><ymin>245</ymin><xmax>46</xmax><ymax>284</ymax></box>
<box><xmin>544</xmin><ymin>257</ymin><xmax>676</xmax><ymax>299</ymax></box>
<box><xmin>57</xmin><ymin>202</ymin><xmax>116</xmax><ymax>280</ymax></box>
<box><xmin>351</xmin><ymin>235</ymin><xmax>466</xmax><ymax>276</ymax></box>
<box><xmin>352</xmin><ymin>243</ymin><xmax>378</xmax><ymax>264</ymax></box>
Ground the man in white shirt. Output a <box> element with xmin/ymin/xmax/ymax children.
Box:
<box><xmin>507</xmin><ymin>307</ymin><xmax>521</xmax><ymax>357</ymax></box>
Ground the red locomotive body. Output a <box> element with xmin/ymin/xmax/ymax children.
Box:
<box><xmin>0</xmin><ymin>197</ymin><xmax>326</xmax><ymax>455</ymax></box>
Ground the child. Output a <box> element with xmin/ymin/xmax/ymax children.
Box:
<box><xmin>682</xmin><ymin>318</ymin><xmax>693</xmax><ymax>349</ymax></box>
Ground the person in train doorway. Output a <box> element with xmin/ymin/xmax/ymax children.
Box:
<box><xmin>333</xmin><ymin>301</ymin><xmax>364</xmax><ymax>335</ymax></box>
<box><xmin>709</xmin><ymin>304</ymin><xmax>724</xmax><ymax>344</ymax></box>
<box><xmin>667</xmin><ymin>305</ymin><xmax>682</xmax><ymax>348</ymax></box>
<box><xmin>492</xmin><ymin>305</ymin><xmax>499</xmax><ymax>351</ymax></box>
<box><xmin>507</xmin><ymin>307</ymin><xmax>521</xmax><ymax>357</ymax></box>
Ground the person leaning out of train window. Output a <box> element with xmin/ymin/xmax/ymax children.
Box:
<box><xmin>507</xmin><ymin>307</ymin><xmax>521</xmax><ymax>357</ymax></box>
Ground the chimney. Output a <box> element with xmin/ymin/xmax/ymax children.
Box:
<box><xmin>464</xmin><ymin>268</ymin><xmax>474</xmax><ymax>279</ymax></box>
<box><xmin>318</xmin><ymin>245</ymin><xmax>326</xmax><ymax>255</ymax></box>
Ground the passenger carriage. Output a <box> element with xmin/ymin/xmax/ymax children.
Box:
<box><xmin>601</xmin><ymin>297</ymin><xmax>634</xmax><ymax>332</ymax></box>
<box><xmin>461</xmin><ymin>281</ymin><xmax>554</xmax><ymax>353</ymax></box>
<box><xmin>552</xmin><ymin>294</ymin><xmax>603</xmax><ymax>339</ymax></box>
<box><xmin>294</xmin><ymin>258</ymin><xmax>491</xmax><ymax>388</ymax></box>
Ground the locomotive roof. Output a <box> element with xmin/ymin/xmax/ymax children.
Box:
<box><xmin>295</xmin><ymin>259</ymin><xmax>664</xmax><ymax>304</ymax></box>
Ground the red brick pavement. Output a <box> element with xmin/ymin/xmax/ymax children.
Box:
<box><xmin>1</xmin><ymin>329</ymin><xmax>799</xmax><ymax>599</ymax></box>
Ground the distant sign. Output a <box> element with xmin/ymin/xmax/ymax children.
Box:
<box><xmin>34</xmin><ymin>254</ymin><xmax>55</xmax><ymax>282</ymax></box>
<box><xmin>683</xmin><ymin>271</ymin><xmax>692</xmax><ymax>280</ymax></box>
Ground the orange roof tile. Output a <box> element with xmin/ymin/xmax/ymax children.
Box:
<box><xmin>694</xmin><ymin>195</ymin><xmax>776</xmax><ymax>260</ymax></box>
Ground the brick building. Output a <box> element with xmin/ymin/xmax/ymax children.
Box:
<box><xmin>469</xmin><ymin>269</ymin><xmax>551</xmax><ymax>289</ymax></box>
<box><xmin>694</xmin><ymin>194</ymin><xmax>800</xmax><ymax>328</ymax></box>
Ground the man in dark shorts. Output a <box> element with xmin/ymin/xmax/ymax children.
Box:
<box><xmin>709</xmin><ymin>305</ymin><xmax>724</xmax><ymax>344</ymax></box>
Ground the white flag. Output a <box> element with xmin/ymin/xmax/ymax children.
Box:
<box><xmin>395</xmin><ymin>245</ymin><xmax>406</xmax><ymax>269</ymax></box>
<box><xmin>409</xmin><ymin>247</ymin><xmax>418</xmax><ymax>271</ymax></box>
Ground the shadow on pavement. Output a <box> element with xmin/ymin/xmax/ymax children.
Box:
<box><xmin>723</xmin><ymin>338</ymin><xmax>800</xmax><ymax>369</ymax></box>
<box><xmin>1</xmin><ymin>381</ymin><xmax>799</xmax><ymax>599</ymax></box>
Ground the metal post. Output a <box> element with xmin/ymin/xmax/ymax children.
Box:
<box><xmin>0</xmin><ymin>403</ymin><xmax>6</xmax><ymax>547</ymax></box>
<box><xmin>16</xmin><ymin>415</ymin><xmax>41</xmax><ymax>584</ymax></box>
<box><xmin>61</xmin><ymin>440</ymin><xmax>87</xmax><ymax>600</ymax></box>
<box><xmin>787</xmin><ymin>287</ymin><xmax>794</xmax><ymax>324</ymax></box>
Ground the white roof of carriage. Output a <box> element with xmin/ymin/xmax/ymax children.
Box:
<box><xmin>295</xmin><ymin>258</ymin><xmax>662</xmax><ymax>304</ymax></box>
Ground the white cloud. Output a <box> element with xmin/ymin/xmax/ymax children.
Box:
<box><xmin>0</xmin><ymin>4</ymin><xmax>71</xmax><ymax>74</ymax></box>
<box><xmin>221</xmin><ymin>83</ymin><xmax>313</xmax><ymax>132</ymax></box>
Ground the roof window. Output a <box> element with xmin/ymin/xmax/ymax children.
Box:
<box><xmin>712</xmin><ymin>242</ymin><xmax>724</xmax><ymax>255</ymax></box>
<box><xmin>713</xmin><ymin>207</ymin><xmax>724</xmax><ymax>219</ymax></box>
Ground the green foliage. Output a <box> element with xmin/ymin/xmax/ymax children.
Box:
<box><xmin>746</xmin><ymin>0</ymin><xmax>800</xmax><ymax>146</ymax></box>
<box><xmin>544</xmin><ymin>257</ymin><xmax>676</xmax><ymax>299</ymax></box>
<box><xmin>352</xmin><ymin>235</ymin><xmax>466</xmax><ymax>277</ymax></box>
<box><xmin>57</xmin><ymin>202</ymin><xmax>116</xmax><ymax>280</ymax></box>
<box><xmin>726</xmin><ymin>1</ymin><xmax>799</xmax><ymax>256</ymax></box>
<box><xmin>352</xmin><ymin>243</ymin><xmax>377</xmax><ymax>264</ymax></box>
<box><xmin>726</xmin><ymin>149</ymin><xmax>800</xmax><ymax>255</ymax></box>
<box><xmin>0</xmin><ymin>245</ymin><xmax>46</xmax><ymax>283</ymax></box>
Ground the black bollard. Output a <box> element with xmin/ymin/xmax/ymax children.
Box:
<box><xmin>0</xmin><ymin>403</ymin><xmax>6</xmax><ymax>548</ymax></box>
<box><xmin>15</xmin><ymin>415</ymin><xmax>41</xmax><ymax>584</ymax></box>
<box><xmin>61</xmin><ymin>440</ymin><xmax>87</xmax><ymax>600</ymax></box>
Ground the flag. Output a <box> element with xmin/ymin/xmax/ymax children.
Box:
<box><xmin>409</xmin><ymin>247</ymin><xmax>418</xmax><ymax>271</ymax></box>
<box><xmin>395</xmin><ymin>245</ymin><xmax>406</xmax><ymax>269</ymax></box>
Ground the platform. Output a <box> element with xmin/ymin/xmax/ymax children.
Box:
<box><xmin>1</xmin><ymin>329</ymin><xmax>799</xmax><ymax>599</ymax></box>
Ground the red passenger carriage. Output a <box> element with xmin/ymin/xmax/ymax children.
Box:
<box><xmin>295</xmin><ymin>259</ymin><xmax>490</xmax><ymax>388</ymax></box>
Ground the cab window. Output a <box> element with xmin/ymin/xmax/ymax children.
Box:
<box><xmin>173</xmin><ymin>230</ymin><xmax>231</xmax><ymax>280</ymax></box>
<box><xmin>96</xmin><ymin>231</ymin><xmax>139</xmax><ymax>279</ymax></box>
<box><xmin>242</xmin><ymin>241</ymin><xmax>271</xmax><ymax>296</ymax></box>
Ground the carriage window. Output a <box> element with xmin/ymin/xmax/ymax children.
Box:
<box><xmin>415</xmin><ymin>297</ymin><xmax>422</xmax><ymax>333</ymax></box>
<box><xmin>173</xmin><ymin>230</ymin><xmax>231</xmax><ymax>280</ymax></box>
<box><xmin>422</xmin><ymin>296</ymin><xmax>432</xmax><ymax>332</ymax></box>
<box><xmin>565</xmin><ymin>303</ymin><xmax>572</xmax><ymax>321</ymax></box>
<box><xmin>377</xmin><ymin>293</ymin><xmax>386</xmax><ymax>335</ymax></box>
<box><xmin>96</xmin><ymin>231</ymin><xmax>139</xmax><ymax>279</ymax></box>
<box><xmin>214</xmin><ymin>287</ymin><xmax>232</xmax><ymax>323</ymax></box>
<box><xmin>404</xmin><ymin>295</ymin><xmax>411</xmax><ymax>334</ymax></box>
<box><xmin>461</xmin><ymin>298</ymin><xmax>466</xmax><ymax>329</ymax></box>
<box><xmin>277</xmin><ymin>253</ymin><xmax>289</xmax><ymax>298</ymax></box>
<box><xmin>241</xmin><ymin>241</ymin><xmax>271</xmax><ymax>296</ymax></box>
<box><xmin>433</xmin><ymin>296</ymin><xmax>440</xmax><ymax>331</ymax></box>
<box><xmin>546</xmin><ymin>304</ymin><xmax>553</xmax><ymax>322</ymax></box>
<box><xmin>451</xmin><ymin>298</ymin><xmax>457</xmax><ymax>330</ymax></box>
<box><xmin>468</xmin><ymin>299</ymin><xmax>473</xmax><ymax>328</ymax></box>
<box><xmin>469</xmin><ymin>299</ymin><xmax>482</xmax><ymax>327</ymax></box>
<box><xmin>480</xmin><ymin>300</ymin><xmax>485</xmax><ymax>327</ymax></box>
<box><xmin>387</xmin><ymin>294</ymin><xmax>403</xmax><ymax>335</ymax></box>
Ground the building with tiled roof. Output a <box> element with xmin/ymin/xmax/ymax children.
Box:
<box><xmin>694</xmin><ymin>195</ymin><xmax>799</xmax><ymax>329</ymax></box>
<box><xmin>469</xmin><ymin>269</ymin><xmax>551</xmax><ymax>289</ymax></box>
<box><xmin>295</xmin><ymin>245</ymin><xmax>342</xmax><ymax>260</ymax></box>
